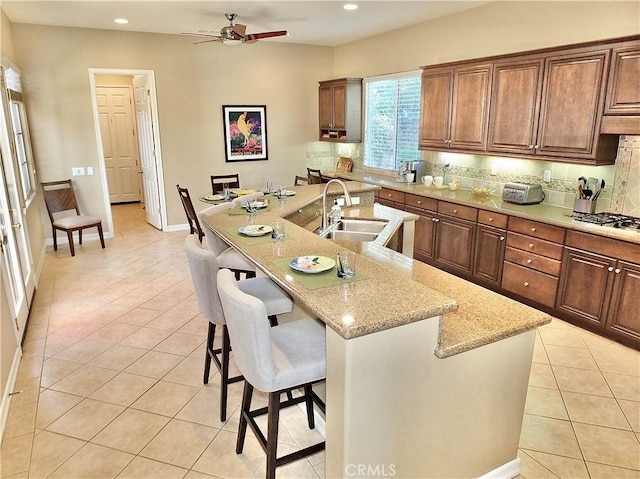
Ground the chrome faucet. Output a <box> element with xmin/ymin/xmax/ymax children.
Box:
<box><xmin>321</xmin><ymin>179</ymin><xmax>352</xmax><ymax>232</ymax></box>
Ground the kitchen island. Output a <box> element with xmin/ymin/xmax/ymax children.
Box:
<box><xmin>200</xmin><ymin>181</ymin><xmax>550</xmax><ymax>478</ymax></box>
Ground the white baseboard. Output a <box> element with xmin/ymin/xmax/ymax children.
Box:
<box><xmin>44</xmin><ymin>230</ymin><xmax>114</xmax><ymax>248</ymax></box>
<box><xmin>0</xmin><ymin>346</ymin><xmax>23</xmax><ymax>442</ymax></box>
<box><xmin>167</xmin><ymin>224</ymin><xmax>190</xmax><ymax>233</ymax></box>
<box><xmin>478</xmin><ymin>458</ymin><xmax>521</xmax><ymax>479</ymax></box>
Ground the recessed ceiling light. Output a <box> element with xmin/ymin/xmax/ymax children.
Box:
<box><xmin>114</xmin><ymin>18</ymin><xmax>129</xmax><ymax>25</ymax></box>
<box><xmin>343</xmin><ymin>4</ymin><xmax>358</xmax><ymax>11</ymax></box>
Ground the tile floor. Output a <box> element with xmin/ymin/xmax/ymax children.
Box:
<box><xmin>1</xmin><ymin>203</ymin><xmax>639</xmax><ymax>479</ymax></box>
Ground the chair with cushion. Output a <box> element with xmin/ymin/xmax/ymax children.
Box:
<box><xmin>211</xmin><ymin>174</ymin><xmax>240</xmax><ymax>194</ymax></box>
<box><xmin>177</xmin><ymin>184</ymin><xmax>204</xmax><ymax>241</ymax></box>
<box><xmin>41</xmin><ymin>179</ymin><xmax>105</xmax><ymax>256</ymax></box>
<box><xmin>232</xmin><ymin>191</ymin><xmax>264</xmax><ymax>206</ymax></box>
<box><xmin>197</xmin><ymin>203</ymin><xmax>257</xmax><ymax>280</ymax></box>
<box><xmin>184</xmin><ymin>236</ymin><xmax>293</xmax><ymax>421</ymax></box>
<box><xmin>294</xmin><ymin>175</ymin><xmax>308</xmax><ymax>186</ymax></box>
<box><xmin>216</xmin><ymin>268</ymin><xmax>326</xmax><ymax>479</ymax></box>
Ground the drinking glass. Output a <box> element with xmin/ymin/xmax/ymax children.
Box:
<box><xmin>337</xmin><ymin>251</ymin><xmax>356</xmax><ymax>279</ymax></box>
<box><xmin>271</xmin><ymin>218</ymin><xmax>285</xmax><ymax>240</ymax></box>
<box><xmin>222</xmin><ymin>182</ymin><xmax>230</xmax><ymax>200</ymax></box>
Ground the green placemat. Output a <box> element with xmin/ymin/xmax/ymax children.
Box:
<box><xmin>272</xmin><ymin>256</ymin><xmax>367</xmax><ymax>290</ymax></box>
<box><xmin>226</xmin><ymin>201</ymin><xmax>277</xmax><ymax>215</ymax></box>
<box><xmin>225</xmin><ymin>226</ymin><xmax>292</xmax><ymax>245</ymax></box>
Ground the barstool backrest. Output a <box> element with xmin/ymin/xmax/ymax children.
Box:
<box><xmin>232</xmin><ymin>191</ymin><xmax>265</xmax><ymax>206</ymax></box>
<box><xmin>217</xmin><ymin>269</ymin><xmax>278</xmax><ymax>391</ymax></box>
<box><xmin>184</xmin><ymin>235</ymin><xmax>225</xmax><ymax>325</ymax></box>
<box><xmin>197</xmin><ymin>202</ymin><xmax>234</xmax><ymax>255</ymax></box>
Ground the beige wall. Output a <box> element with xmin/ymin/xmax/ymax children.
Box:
<box><xmin>10</xmin><ymin>24</ymin><xmax>333</xmax><ymax>232</ymax></box>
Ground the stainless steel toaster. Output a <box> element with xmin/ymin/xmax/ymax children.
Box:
<box><xmin>502</xmin><ymin>182</ymin><xmax>544</xmax><ymax>205</ymax></box>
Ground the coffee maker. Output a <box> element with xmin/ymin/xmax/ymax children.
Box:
<box><xmin>398</xmin><ymin>160</ymin><xmax>426</xmax><ymax>183</ymax></box>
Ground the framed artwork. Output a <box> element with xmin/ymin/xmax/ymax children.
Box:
<box><xmin>222</xmin><ymin>105</ymin><xmax>268</xmax><ymax>162</ymax></box>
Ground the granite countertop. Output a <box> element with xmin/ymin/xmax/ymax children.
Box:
<box><xmin>201</xmin><ymin>180</ymin><xmax>550</xmax><ymax>358</ymax></box>
<box><xmin>337</xmin><ymin>172</ymin><xmax>640</xmax><ymax>245</ymax></box>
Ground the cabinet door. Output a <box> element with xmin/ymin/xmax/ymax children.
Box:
<box><xmin>606</xmin><ymin>260</ymin><xmax>640</xmax><ymax>342</ymax></box>
<box><xmin>419</xmin><ymin>68</ymin><xmax>453</xmax><ymax>148</ymax></box>
<box><xmin>556</xmin><ymin>247</ymin><xmax>616</xmax><ymax>327</ymax></box>
<box><xmin>487</xmin><ymin>58</ymin><xmax>544</xmax><ymax>154</ymax></box>
<box><xmin>332</xmin><ymin>84</ymin><xmax>347</xmax><ymax>129</ymax></box>
<box><xmin>435</xmin><ymin>216</ymin><xmax>476</xmax><ymax>275</ymax></box>
<box><xmin>473</xmin><ymin>225</ymin><xmax>506</xmax><ymax>286</ymax></box>
<box><xmin>537</xmin><ymin>49</ymin><xmax>610</xmax><ymax>159</ymax></box>
<box><xmin>450</xmin><ymin>64</ymin><xmax>492</xmax><ymax>150</ymax></box>
<box><xmin>605</xmin><ymin>44</ymin><xmax>640</xmax><ymax>115</ymax></box>
<box><xmin>319</xmin><ymin>85</ymin><xmax>334</xmax><ymax>128</ymax></box>
<box><xmin>406</xmin><ymin>206</ymin><xmax>437</xmax><ymax>264</ymax></box>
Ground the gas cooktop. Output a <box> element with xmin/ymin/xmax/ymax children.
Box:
<box><xmin>572</xmin><ymin>212</ymin><xmax>640</xmax><ymax>230</ymax></box>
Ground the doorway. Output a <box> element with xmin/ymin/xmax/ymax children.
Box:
<box><xmin>88</xmin><ymin>69</ymin><xmax>166</xmax><ymax>232</ymax></box>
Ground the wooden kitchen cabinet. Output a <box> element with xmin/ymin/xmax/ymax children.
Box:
<box><xmin>473</xmin><ymin>211</ymin><xmax>508</xmax><ymax>287</ymax></box>
<box><xmin>434</xmin><ymin>202</ymin><xmax>478</xmax><ymax>276</ymax></box>
<box><xmin>419</xmin><ymin>63</ymin><xmax>492</xmax><ymax>151</ymax></box>
<box><xmin>604</xmin><ymin>42</ymin><xmax>640</xmax><ymax>115</ymax></box>
<box><xmin>318</xmin><ymin>78</ymin><xmax>362</xmax><ymax>143</ymax></box>
<box><xmin>607</xmin><ymin>260</ymin><xmax>640</xmax><ymax>343</ymax></box>
<box><xmin>405</xmin><ymin>194</ymin><xmax>438</xmax><ymax>264</ymax></box>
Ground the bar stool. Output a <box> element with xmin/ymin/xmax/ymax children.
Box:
<box><xmin>197</xmin><ymin>203</ymin><xmax>257</xmax><ymax>280</ymax></box>
<box><xmin>216</xmin><ymin>268</ymin><xmax>326</xmax><ymax>479</ymax></box>
<box><xmin>232</xmin><ymin>191</ymin><xmax>265</xmax><ymax>206</ymax></box>
<box><xmin>184</xmin><ymin>236</ymin><xmax>293</xmax><ymax>422</ymax></box>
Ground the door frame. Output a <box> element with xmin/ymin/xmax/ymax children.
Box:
<box><xmin>88</xmin><ymin>68</ymin><xmax>167</xmax><ymax>232</ymax></box>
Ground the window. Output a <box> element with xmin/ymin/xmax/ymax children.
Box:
<box><xmin>363</xmin><ymin>71</ymin><xmax>421</xmax><ymax>171</ymax></box>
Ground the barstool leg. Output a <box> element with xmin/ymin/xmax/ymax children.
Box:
<box><xmin>304</xmin><ymin>385</ymin><xmax>315</xmax><ymax>429</ymax></box>
<box><xmin>266</xmin><ymin>392</ymin><xmax>281</xmax><ymax>479</ymax></box>
<box><xmin>220</xmin><ymin>325</ymin><xmax>231</xmax><ymax>422</ymax></box>
<box><xmin>203</xmin><ymin>322</ymin><xmax>216</xmax><ymax>385</ymax></box>
<box><xmin>236</xmin><ymin>382</ymin><xmax>254</xmax><ymax>454</ymax></box>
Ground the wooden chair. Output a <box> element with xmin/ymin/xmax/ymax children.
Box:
<box><xmin>41</xmin><ymin>179</ymin><xmax>105</xmax><ymax>257</ymax></box>
<box><xmin>177</xmin><ymin>184</ymin><xmax>204</xmax><ymax>242</ymax></box>
<box><xmin>211</xmin><ymin>174</ymin><xmax>240</xmax><ymax>194</ymax></box>
<box><xmin>294</xmin><ymin>175</ymin><xmax>308</xmax><ymax>186</ymax></box>
<box><xmin>307</xmin><ymin>168</ymin><xmax>323</xmax><ymax>185</ymax></box>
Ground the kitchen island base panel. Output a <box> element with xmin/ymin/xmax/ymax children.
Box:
<box><xmin>325</xmin><ymin>318</ymin><xmax>535</xmax><ymax>479</ymax></box>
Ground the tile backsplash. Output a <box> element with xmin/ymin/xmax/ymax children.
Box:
<box><xmin>307</xmin><ymin>135</ymin><xmax>640</xmax><ymax>216</ymax></box>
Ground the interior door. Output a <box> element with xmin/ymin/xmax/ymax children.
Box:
<box><xmin>132</xmin><ymin>75</ymin><xmax>162</xmax><ymax>230</ymax></box>
<box><xmin>96</xmin><ymin>86</ymin><xmax>142</xmax><ymax>203</ymax></box>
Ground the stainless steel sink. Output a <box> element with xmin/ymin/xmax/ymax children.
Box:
<box><xmin>322</xmin><ymin>230</ymin><xmax>379</xmax><ymax>242</ymax></box>
<box><xmin>318</xmin><ymin>219</ymin><xmax>388</xmax><ymax>242</ymax></box>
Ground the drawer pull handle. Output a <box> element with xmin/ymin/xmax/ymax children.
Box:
<box><xmin>417</xmin><ymin>200</ymin><xmax>422</xmax><ymax>205</ymax></box>
<box><xmin>531</xmin><ymin>227</ymin><xmax>536</xmax><ymax>232</ymax></box>
<box><xmin>608</xmin><ymin>267</ymin><xmax>614</xmax><ymax>272</ymax></box>
<box><xmin>488</xmin><ymin>217</ymin><xmax>493</xmax><ymax>222</ymax></box>
<box><xmin>523</xmin><ymin>282</ymin><xmax>530</xmax><ymax>287</ymax></box>
<box><xmin>528</xmin><ymin>243</ymin><xmax>534</xmax><ymax>249</ymax></box>
<box><xmin>453</xmin><ymin>209</ymin><xmax>458</xmax><ymax>214</ymax></box>
<box><xmin>434</xmin><ymin>218</ymin><xmax>440</xmax><ymax>223</ymax></box>
<box><xmin>500</xmin><ymin>236</ymin><xmax>505</xmax><ymax>241</ymax></box>
<box><xmin>388</xmin><ymin>194</ymin><xmax>392</xmax><ymax>197</ymax></box>
<box><xmin>615</xmin><ymin>268</ymin><xmax>621</xmax><ymax>274</ymax></box>
<box><xmin>526</xmin><ymin>259</ymin><xmax>532</xmax><ymax>264</ymax></box>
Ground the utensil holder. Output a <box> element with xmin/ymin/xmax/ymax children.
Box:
<box><xmin>573</xmin><ymin>198</ymin><xmax>597</xmax><ymax>214</ymax></box>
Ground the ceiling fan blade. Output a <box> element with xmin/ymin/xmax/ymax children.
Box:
<box><xmin>181</xmin><ymin>32</ymin><xmax>222</xmax><ymax>39</ymax></box>
<box><xmin>232</xmin><ymin>23</ymin><xmax>247</xmax><ymax>37</ymax></box>
<box><xmin>193</xmin><ymin>38</ymin><xmax>223</xmax><ymax>45</ymax></box>
<box><xmin>245</xmin><ymin>30</ymin><xmax>288</xmax><ymax>41</ymax></box>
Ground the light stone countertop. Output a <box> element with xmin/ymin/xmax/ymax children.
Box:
<box><xmin>201</xmin><ymin>181</ymin><xmax>550</xmax><ymax>358</ymax></box>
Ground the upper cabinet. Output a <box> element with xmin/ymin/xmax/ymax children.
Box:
<box><xmin>318</xmin><ymin>78</ymin><xmax>362</xmax><ymax>143</ymax></box>
<box><xmin>420</xmin><ymin>35</ymin><xmax>640</xmax><ymax>165</ymax></box>
<box><xmin>420</xmin><ymin>64</ymin><xmax>492</xmax><ymax>151</ymax></box>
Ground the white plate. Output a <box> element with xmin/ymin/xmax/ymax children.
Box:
<box><xmin>244</xmin><ymin>200</ymin><xmax>268</xmax><ymax>209</ymax></box>
<box><xmin>204</xmin><ymin>194</ymin><xmax>224</xmax><ymax>201</ymax></box>
<box><xmin>289</xmin><ymin>256</ymin><xmax>336</xmax><ymax>273</ymax></box>
<box><xmin>239</xmin><ymin>225</ymin><xmax>273</xmax><ymax>237</ymax></box>
<box><xmin>232</xmin><ymin>189</ymin><xmax>257</xmax><ymax>196</ymax></box>
<box><xmin>282</xmin><ymin>190</ymin><xmax>296</xmax><ymax>196</ymax></box>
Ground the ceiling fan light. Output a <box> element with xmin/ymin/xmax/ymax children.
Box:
<box><xmin>223</xmin><ymin>38</ymin><xmax>243</xmax><ymax>46</ymax></box>
<box><xmin>343</xmin><ymin>4</ymin><xmax>358</xmax><ymax>10</ymax></box>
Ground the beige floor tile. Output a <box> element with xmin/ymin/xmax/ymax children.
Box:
<box><xmin>139</xmin><ymin>294</ymin><xmax>183</xmax><ymax>312</ymax></box>
<box><xmin>120</xmin><ymin>326</ymin><xmax>173</xmax><ymax>349</ymax></box>
<box><xmin>603</xmin><ymin>372</ymin><xmax>640</xmax><ymax>401</ymax></box>
<box><xmin>153</xmin><ymin>333</ymin><xmax>203</xmax><ymax>359</ymax></box>
<box><xmin>92</xmin><ymin>408</ymin><xmax>170</xmax><ymax>454</ymax></box>
<box><xmin>1</xmin><ymin>433</ymin><xmax>33</xmax><ymax>477</ymax></box>
<box><xmin>40</xmin><ymin>357</ymin><xmax>83</xmax><ymax>388</ymax></box>
<box><xmin>48</xmin><ymin>442</ymin><xmax>134</xmax><ymax>479</ymax></box>
<box><xmin>86</xmin><ymin>303</ymin><xmax>134</xmax><ymax>323</ymax></box>
<box><xmin>254</xmin><ymin>442</ymin><xmax>321</xmax><ymax>479</ymax></box>
<box><xmin>114</xmin><ymin>289</ymin><xmax>162</xmax><ymax>308</ymax></box>
<box><xmin>574</xmin><ymin>422</ymin><xmax>640</xmax><ymax>470</ymax></box>
<box><xmin>618</xmin><ymin>399</ymin><xmax>640</xmax><ymax>432</ymax></box>
<box><xmin>286</xmin><ymin>422</ymin><xmax>325</xmax><ymax>449</ymax></box>
<box><xmin>116</xmin><ymin>456</ymin><xmax>188</xmax><ymax>479</ymax></box>
<box><xmin>43</xmin><ymin>332</ymin><xmax>82</xmax><ymax>357</ymax></box>
<box><xmin>519</xmin><ymin>415</ymin><xmax>582</xmax><ymax>459</ymax></box>
<box><xmin>545</xmin><ymin>345</ymin><xmax>598</xmax><ymax>370</ymax></box>
<box><xmin>175</xmin><ymin>386</ymin><xmax>241</xmax><ymax>428</ymax></box>
<box><xmin>524</xmin><ymin>387</ymin><xmax>569</xmax><ymax>420</ymax></box>
<box><xmin>145</xmin><ymin>310</ymin><xmax>194</xmax><ymax>332</ymax></box>
<box><xmin>177</xmin><ymin>317</ymin><xmax>208</xmax><ymax>336</ymax></box>
<box><xmin>124</xmin><ymin>350</ymin><xmax>183</xmax><ymax>379</ymax></box>
<box><xmin>53</xmin><ymin>338</ymin><xmax>113</xmax><ymax>363</ymax></box>
<box><xmin>22</xmin><ymin>337</ymin><xmax>47</xmax><ymax>359</ymax></box>
<box><xmin>10</xmin><ymin>376</ymin><xmax>40</xmax><ymax>407</ymax></box>
<box><xmin>518</xmin><ymin>450</ymin><xmax>560</xmax><ymax>479</ymax></box>
<box><xmin>131</xmin><ymin>380</ymin><xmax>199</xmax><ymax>417</ymax></box>
<box><xmin>35</xmin><ymin>389</ymin><xmax>83</xmax><ymax>429</ymax></box>
<box><xmin>191</xmin><ymin>429</ymin><xmax>263</xmax><ymax>478</ymax></box>
<box><xmin>3</xmin><ymin>402</ymin><xmax>37</xmax><ymax>439</ymax></box>
<box><xmin>528</xmin><ymin>363</ymin><xmax>558</xmax><ymax>390</ymax></box>
<box><xmin>16</xmin><ymin>355</ymin><xmax>44</xmax><ymax>381</ymax></box>
<box><xmin>28</xmin><ymin>430</ymin><xmax>86</xmax><ymax>479</ymax></box>
<box><xmin>86</xmin><ymin>322</ymin><xmax>141</xmax><ymax>344</ymax></box>
<box><xmin>562</xmin><ymin>391</ymin><xmax>632</xmax><ymax>430</ymax></box>
<box><xmin>539</xmin><ymin>327</ymin><xmax>588</xmax><ymax>349</ymax></box>
<box><xmin>552</xmin><ymin>365</ymin><xmax>613</xmax><ymax>397</ymax></box>
<box><xmin>163</xmin><ymin>356</ymin><xmax>207</xmax><ymax>388</ymax></box>
<box><xmin>88</xmin><ymin>343</ymin><xmax>148</xmax><ymax>371</ymax></box>
<box><xmin>89</xmin><ymin>372</ymin><xmax>157</xmax><ymax>406</ymax></box>
<box><xmin>183</xmin><ymin>469</ymin><xmax>217</xmax><ymax>478</ymax></box>
<box><xmin>48</xmin><ymin>363</ymin><xmax>118</xmax><ymax>397</ymax></box>
<box><xmin>591</xmin><ymin>346</ymin><xmax>640</xmax><ymax>377</ymax></box>
<box><xmin>524</xmin><ymin>450</ymin><xmax>588</xmax><ymax>478</ymax></box>
<box><xmin>140</xmin><ymin>419</ymin><xmax>219</xmax><ymax>468</ymax></box>
<box><xmin>114</xmin><ymin>307</ymin><xmax>162</xmax><ymax>327</ymax></box>
<box><xmin>586</xmin><ymin>461</ymin><xmax>640</xmax><ymax>478</ymax></box>
<box><xmin>46</xmin><ymin>398</ymin><xmax>124</xmax><ymax>441</ymax></box>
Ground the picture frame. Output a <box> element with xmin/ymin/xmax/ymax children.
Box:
<box><xmin>222</xmin><ymin>105</ymin><xmax>268</xmax><ymax>162</ymax></box>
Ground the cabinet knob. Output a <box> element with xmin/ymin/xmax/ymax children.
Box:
<box><xmin>526</xmin><ymin>259</ymin><xmax>532</xmax><ymax>264</ymax></box>
<box><xmin>417</xmin><ymin>200</ymin><xmax>422</xmax><ymax>205</ymax></box>
<box><xmin>500</xmin><ymin>236</ymin><xmax>505</xmax><ymax>241</ymax></box>
<box><xmin>434</xmin><ymin>218</ymin><xmax>440</xmax><ymax>223</ymax></box>
<box><xmin>608</xmin><ymin>266</ymin><xmax>614</xmax><ymax>272</ymax></box>
<box><xmin>528</xmin><ymin>243</ymin><xmax>534</xmax><ymax>249</ymax></box>
<box><xmin>488</xmin><ymin>217</ymin><xmax>494</xmax><ymax>222</ymax></box>
<box><xmin>388</xmin><ymin>194</ymin><xmax>392</xmax><ymax>197</ymax></box>
<box><xmin>523</xmin><ymin>282</ymin><xmax>530</xmax><ymax>287</ymax></box>
<box><xmin>615</xmin><ymin>268</ymin><xmax>621</xmax><ymax>274</ymax></box>
<box><xmin>452</xmin><ymin>209</ymin><xmax>458</xmax><ymax>214</ymax></box>
<box><xmin>529</xmin><ymin>145</ymin><xmax>535</xmax><ymax>150</ymax></box>
<box><xmin>531</xmin><ymin>227</ymin><xmax>536</xmax><ymax>232</ymax></box>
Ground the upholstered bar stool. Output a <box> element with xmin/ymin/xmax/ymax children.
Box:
<box><xmin>232</xmin><ymin>190</ymin><xmax>265</xmax><ymax>206</ymax></box>
<box><xmin>216</xmin><ymin>268</ymin><xmax>326</xmax><ymax>479</ymax></box>
<box><xmin>197</xmin><ymin>203</ymin><xmax>257</xmax><ymax>280</ymax></box>
<box><xmin>184</xmin><ymin>236</ymin><xmax>293</xmax><ymax>422</ymax></box>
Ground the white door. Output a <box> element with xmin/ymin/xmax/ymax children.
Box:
<box><xmin>97</xmin><ymin>86</ymin><xmax>142</xmax><ymax>203</ymax></box>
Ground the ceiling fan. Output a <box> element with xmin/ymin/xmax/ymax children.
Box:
<box><xmin>182</xmin><ymin>13</ymin><xmax>288</xmax><ymax>46</ymax></box>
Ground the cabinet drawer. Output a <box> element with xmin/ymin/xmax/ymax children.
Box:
<box><xmin>405</xmin><ymin>193</ymin><xmax>437</xmax><ymax>211</ymax></box>
<box><xmin>438</xmin><ymin>201</ymin><xmax>478</xmax><ymax>222</ymax></box>
<box><xmin>507</xmin><ymin>232</ymin><xmax>564</xmax><ymax>260</ymax></box>
<box><xmin>378</xmin><ymin>188</ymin><xmax>406</xmax><ymax>205</ymax></box>
<box><xmin>502</xmin><ymin>262</ymin><xmax>559</xmax><ymax>308</ymax></box>
<box><xmin>505</xmin><ymin>246</ymin><xmax>562</xmax><ymax>276</ymax></box>
<box><xmin>508</xmin><ymin>217</ymin><xmax>565</xmax><ymax>243</ymax></box>
<box><xmin>478</xmin><ymin>210</ymin><xmax>508</xmax><ymax>229</ymax></box>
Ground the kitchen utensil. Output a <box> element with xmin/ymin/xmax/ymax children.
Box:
<box><xmin>577</xmin><ymin>184</ymin><xmax>584</xmax><ymax>199</ymax></box>
<box><xmin>592</xmin><ymin>179</ymin><xmax>605</xmax><ymax>200</ymax></box>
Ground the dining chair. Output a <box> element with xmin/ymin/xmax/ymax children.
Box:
<box><xmin>211</xmin><ymin>174</ymin><xmax>240</xmax><ymax>194</ymax></box>
<box><xmin>41</xmin><ymin>179</ymin><xmax>105</xmax><ymax>256</ymax></box>
<box><xmin>184</xmin><ymin>236</ymin><xmax>293</xmax><ymax>422</ymax></box>
<box><xmin>294</xmin><ymin>175</ymin><xmax>308</xmax><ymax>186</ymax></box>
<box><xmin>306</xmin><ymin>168</ymin><xmax>323</xmax><ymax>185</ymax></box>
<box><xmin>176</xmin><ymin>184</ymin><xmax>204</xmax><ymax>241</ymax></box>
<box><xmin>216</xmin><ymin>268</ymin><xmax>326</xmax><ymax>478</ymax></box>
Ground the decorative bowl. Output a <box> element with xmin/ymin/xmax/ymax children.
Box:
<box><xmin>470</xmin><ymin>186</ymin><xmax>496</xmax><ymax>197</ymax></box>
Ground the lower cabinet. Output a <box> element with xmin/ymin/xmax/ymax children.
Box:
<box><xmin>473</xmin><ymin>225</ymin><xmax>506</xmax><ymax>287</ymax></box>
<box><xmin>434</xmin><ymin>214</ymin><xmax>476</xmax><ymax>276</ymax></box>
<box><xmin>406</xmin><ymin>205</ymin><xmax>437</xmax><ymax>263</ymax></box>
<box><xmin>607</xmin><ymin>261</ymin><xmax>640</xmax><ymax>342</ymax></box>
<box><xmin>502</xmin><ymin>262</ymin><xmax>559</xmax><ymax>308</ymax></box>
